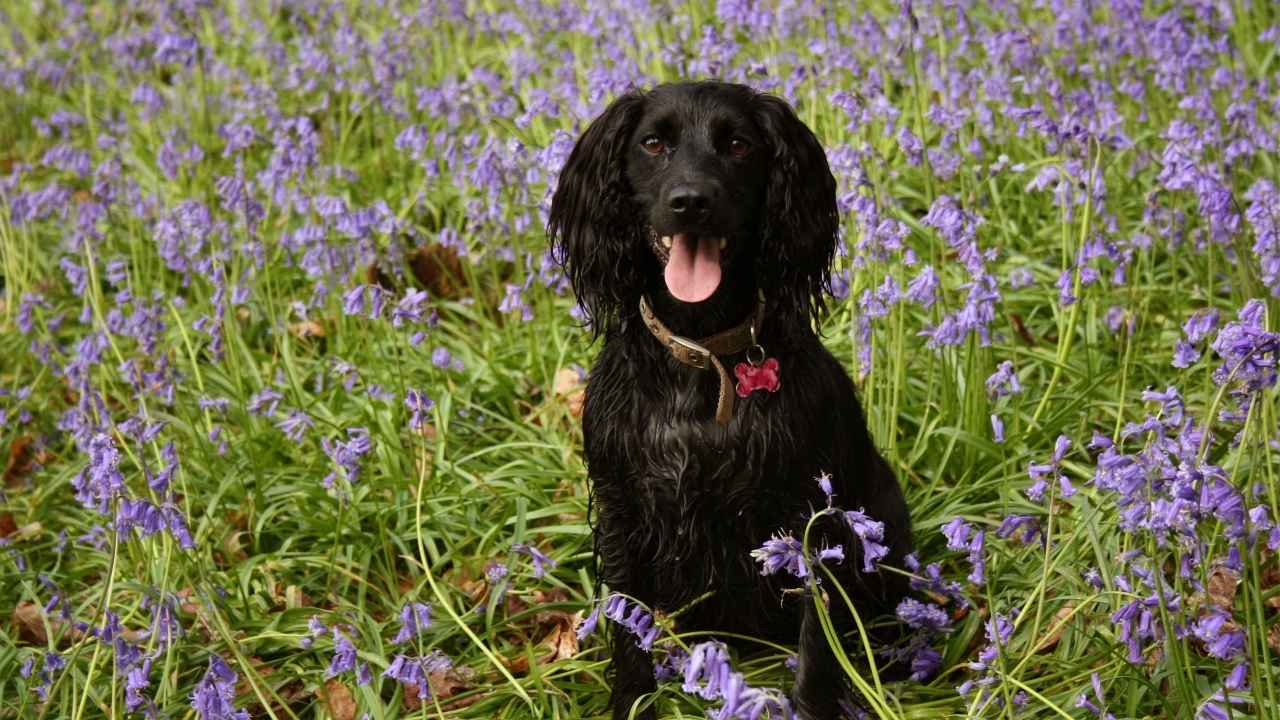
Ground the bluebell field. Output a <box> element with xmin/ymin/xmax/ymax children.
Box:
<box><xmin>2</xmin><ymin>1</ymin><xmax>1280</xmax><ymax>719</ymax></box>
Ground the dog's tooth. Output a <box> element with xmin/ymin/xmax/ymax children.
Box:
<box><xmin>662</xmin><ymin>236</ymin><xmax>672</xmax><ymax>248</ymax></box>
<box><xmin>719</xmin><ymin>237</ymin><xmax>727</xmax><ymax>250</ymax></box>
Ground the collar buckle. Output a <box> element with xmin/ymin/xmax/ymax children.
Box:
<box><xmin>668</xmin><ymin>335</ymin><xmax>711</xmax><ymax>369</ymax></box>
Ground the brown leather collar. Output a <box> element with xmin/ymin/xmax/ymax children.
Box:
<box><xmin>638</xmin><ymin>294</ymin><xmax>766</xmax><ymax>425</ymax></box>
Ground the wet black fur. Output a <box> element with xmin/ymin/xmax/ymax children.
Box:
<box><xmin>548</xmin><ymin>81</ymin><xmax>912</xmax><ymax>720</ymax></box>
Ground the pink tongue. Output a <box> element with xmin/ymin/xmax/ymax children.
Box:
<box><xmin>663</xmin><ymin>233</ymin><xmax>722</xmax><ymax>303</ymax></box>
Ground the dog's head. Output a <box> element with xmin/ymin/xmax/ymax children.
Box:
<box><xmin>548</xmin><ymin>81</ymin><xmax>839</xmax><ymax>336</ymax></box>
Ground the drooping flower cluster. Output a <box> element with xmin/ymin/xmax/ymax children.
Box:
<box><xmin>681</xmin><ymin>641</ymin><xmax>795</xmax><ymax>720</ymax></box>
<box><xmin>191</xmin><ymin>655</ymin><xmax>249</xmax><ymax>720</ymax></box>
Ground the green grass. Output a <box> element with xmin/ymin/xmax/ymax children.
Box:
<box><xmin>2</xmin><ymin>1</ymin><xmax>1280</xmax><ymax>718</ymax></box>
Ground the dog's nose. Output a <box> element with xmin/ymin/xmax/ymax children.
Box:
<box><xmin>667</xmin><ymin>184</ymin><xmax>713</xmax><ymax>219</ymax></box>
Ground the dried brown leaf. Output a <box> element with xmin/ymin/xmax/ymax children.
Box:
<box><xmin>1034</xmin><ymin>604</ymin><xmax>1075</xmax><ymax>653</ymax></box>
<box><xmin>318</xmin><ymin>679</ymin><xmax>357</xmax><ymax>720</ymax></box>
<box><xmin>13</xmin><ymin>602</ymin><xmax>48</xmax><ymax>644</ymax></box>
<box><xmin>1207</xmin><ymin>566</ymin><xmax>1239</xmax><ymax>610</ymax></box>
<box><xmin>289</xmin><ymin>320</ymin><xmax>327</xmax><ymax>339</ymax></box>
<box><xmin>1262</xmin><ymin>566</ymin><xmax>1280</xmax><ymax>610</ymax></box>
<box><xmin>553</xmin><ymin>368</ymin><xmax>582</xmax><ymax>396</ymax></box>
<box><xmin>1008</xmin><ymin>313</ymin><xmax>1037</xmax><ymax>345</ymax></box>
<box><xmin>505</xmin><ymin>609</ymin><xmax>579</xmax><ymax>673</ymax></box>
<box><xmin>5</xmin><ymin>435</ymin><xmax>51</xmax><ymax>487</ymax></box>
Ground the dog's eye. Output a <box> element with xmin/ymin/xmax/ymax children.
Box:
<box><xmin>640</xmin><ymin>136</ymin><xmax>666</xmax><ymax>155</ymax></box>
<box><xmin>728</xmin><ymin>138</ymin><xmax>752</xmax><ymax>157</ymax></box>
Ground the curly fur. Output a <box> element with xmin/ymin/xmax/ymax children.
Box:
<box><xmin>548</xmin><ymin>81</ymin><xmax>912</xmax><ymax>720</ymax></box>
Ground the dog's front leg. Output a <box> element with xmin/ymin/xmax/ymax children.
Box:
<box><xmin>793</xmin><ymin>594</ymin><xmax>842</xmax><ymax>720</ymax></box>
<box><xmin>609</xmin><ymin>621</ymin><xmax>656</xmax><ymax>720</ymax></box>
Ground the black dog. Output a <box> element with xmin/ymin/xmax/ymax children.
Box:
<box><xmin>548</xmin><ymin>81</ymin><xmax>911</xmax><ymax>720</ymax></box>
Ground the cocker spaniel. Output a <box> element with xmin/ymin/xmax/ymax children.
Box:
<box><xmin>548</xmin><ymin>80</ymin><xmax>912</xmax><ymax>720</ymax></box>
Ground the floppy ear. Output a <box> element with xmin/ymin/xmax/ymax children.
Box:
<box><xmin>753</xmin><ymin>93</ymin><xmax>840</xmax><ymax>326</ymax></box>
<box><xmin>548</xmin><ymin>91</ymin><xmax>647</xmax><ymax>337</ymax></box>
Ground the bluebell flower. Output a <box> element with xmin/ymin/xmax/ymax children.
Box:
<box><xmin>896</xmin><ymin>598</ymin><xmax>951</xmax><ymax>632</ymax></box>
<box><xmin>941</xmin><ymin>517</ymin><xmax>971</xmax><ymax>550</ymax></box>
<box><xmin>576</xmin><ymin>604</ymin><xmax>601</xmax><ymax>642</ymax></box>
<box><xmin>392</xmin><ymin>602</ymin><xmax>432</xmax><ymax>645</ymax></box>
<box><xmin>815</xmin><ymin>472</ymin><xmax>834</xmax><ymax>504</ymax></box>
<box><xmin>246</xmin><ymin>388</ymin><xmax>283</xmax><ymax>417</ymax></box>
<box><xmin>985</xmin><ymin>361</ymin><xmax>1022</xmax><ymax>397</ymax></box>
<box><xmin>681</xmin><ymin>641</ymin><xmax>794</xmax><ymax>718</ymax></box>
<box><xmin>602</xmin><ymin>595</ymin><xmax>660</xmax><ymax>651</ymax></box>
<box><xmin>191</xmin><ymin>654</ymin><xmax>249</xmax><ymax>720</ymax></box>
<box><xmin>966</xmin><ymin>531</ymin><xmax>986</xmax><ymax>585</ymax></box>
<box><xmin>843</xmin><ymin>508</ymin><xmax>889</xmax><ymax>572</ymax></box>
<box><xmin>391</xmin><ymin>289</ymin><xmax>430</xmax><ymax>327</ymax></box>
<box><xmin>511</xmin><ymin>542</ymin><xmax>556</xmax><ymax>578</ymax></box>
<box><xmin>384</xmin><ymin>650</ymin><xmax>452</xmax><ymax>699</ymax></box>
<box><xmin>71</xmin><ymin>433</ymin><xmax>126</xmax><ymax>514</ymax></box>
<box><xmin>275</xmin><ymin>410</ymin><xmax>313</xmax><ymax>443</ymax></box>
<box><xmin>125</xmin><ymin>657</ymin><xmax>153</xmax><ymax>714</ymax></box>
<box><xmin>1075</xmin><ymin>671</ymin><xmax>1117</xmax><ymax>720</ymax></box>
<box><xmin>404</xmin><ymin>389</ymin><xmax>435</xmax><ymax>429</ymax></box>
<box><xmin>751</xmin><ymin>533</ymin><xmax>808</xmax><ymax>578</ymax></box>
<box><xmin>326</xmin><ymin>628</ymin><xmax>358</xmax><ymax>678</ymax></box>
<box><xmin>996</xmin><ymin>515</ymin><xmax>1041</xmax><ymax>545</ymax></box>
<box><xmin>909</xmin><ymin>646</ymin><xmax>942</xmax><ymax>681</ymax></box>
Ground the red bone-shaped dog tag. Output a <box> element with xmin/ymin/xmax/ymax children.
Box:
<box><xmin>734</xmin><ymin>357</ymin><xmax>781</xmax><ymax>397</ymax></box>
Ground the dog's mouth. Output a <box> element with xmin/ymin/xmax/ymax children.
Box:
<box><xmin>648</xmin><ymin>227</ymin><xmax>728</xmax><ymax>304</ymax></box>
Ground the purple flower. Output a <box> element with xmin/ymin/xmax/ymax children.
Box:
<box><xmin>909</xmin><ymin>645</ymin><xmax>942</xmax><ymax>681</ymax></box>
<box><xmin>431</xmin><ymin>347</ymin><xmax>464</xmax><ymax>371</ymax></box>
<box><xmin>125</xmin><ymin>657</ymin><xmax>153</xmax><ymax>713</ymax></box>
<box><xmin>1076</xmin><ymin>671</ymin><xmax>1116</xmax><ymax>720</ymax></box>
<box><xmin>484</xmin><ymin>557</ymin><xmax>509</xmax><ymax>584</ymax></box>
<box><xmin>404</xmin><ymin>388</ymin><xmax>435</xmax><ymax>429</ymax></box>
<box><xmin>985</xmin><ymin>361</ymin><xmax>1023</xmax><ymax>398</ymax></box>
<box><xmin>276</xmin><ymin>411</ymin><xmax>314</xmax><ymax>443</ymax></box>
<box><xmin>191</xmin><ymin>655</ymin><xmax>249</xmax><ymax>720</ymax></box>
<box><xmin>905</xmin><ymin>266</ymin><xmax>939</xmax><ymax>308</ymax></box>
<box><xmin>392</xmin><ymin>289</ymin><xmax>430</xmax><ymax>327</ymax></box>
<box><xmin>576</xmin><ymin>604</ymin><xmax>601</xmax><ymax>642</ymax></box>
<box><xmin>843</xmin><ymin>508</ymin><xmax>890</xmax><ymax>572</ymax></box>
<box><xmin>896</xmin><ymin>598</ymin><xmax>951</xmax><ymax>633</ymax></box>
<box><xmin>326</xmin><ymin>628</ymin><xmax>358</xmax><ymax>677</ymax></box>
<box><xmin>991</xmin><ymin>414</ymin><xmax>1006</xmax><ymax>443</ymax></box>
<box><xmin>498</xmin><ymin>282</ymin><xmax>533</xmax><ymax>321</ymax></box>
<box><xmin>681</xmin><ymin>640</ymin><xmax>794</xmax><ymax>718</ymax></box>
<box><xmin>342</xmin><ymin>285</ymin><xmax>368</xmax><ymax>317</ymax></box>
<box><xmin>1244</xmin><ymin>179</ymin><xmax>1280</xmax><ymax>295</ymax></box>
<box><xmin>602</xmin><ymin>595</ymin><xmax>660</xmax><ymax>651</ymax></box>
<box><xmin>512</xmin><ymin>542</ymin><xmax>557</xmax><ymax>578</ymax></box>
<box><xmin>320</xmin><ymin>427</ymin><xmax>373</xmax><ymax>487</ymax></box>
<box><xmin>1184</xmin><ymin>308</ymin><xmax>1221</xmax><ymax>344</ymax></box>
<box><xmin>246</xmin><ymin>388</ymin><xmax>283</xmax><ymax>417</ymax></box>
<box><xmin>25</xmin><ymin>652</ymin><xmax>64</xmax><ymax>700</ymax></box>
<box><xmin>384</xmin><ymin>650</ymin><xmax>452</xmax><ymax>699</ymax></box>
<box><xmin>898</xmin><ymin>127</ymin><xmax>924</xmax><ymax>165</ymax></box>
<box><xmin>904</xmin><ymin>553</ymin><xmax>969</xmax><ymax>607</ymax></box>
<box><xmin>941</xmin><ymin>517</ymin><xmax>971</xmax><ymax>550</ymax></box>
<box><xmin>71</xmin><ymin>433</ymin><xmax>126</xmax><ymax>514</ymax></box>
<box><xmin>996</xmin><ymin>515</ymin><xmax>1041</xmax><ymax>545</ymax></box>
<box><xmin>1008</xmin><ymin>267</ymin><xmax>1034</xmax><ymax>288</ymax></box>
<box><xmin>1210</xmin><ymin>300</ymin><xmax>1279</xmax><ymax>402</ymax></box>
<box><xmin>1191</xmin><ymin>608</ymin><xmax>1246</xmax><ymax>660</ymax></box>
<box><xmin>392</xmin><ymin>602</ymin><xmax>432</xmax><ymax>644</ymax></box>
<box><xmin>752</xmin><ymin>533</ymin><xmax>808</xmax><ymax>578</ymax></box>
<box><xmin>1173</xmin><ymin>340</ymin><xmax>1201</xmax><ymax>368</ymax></box>
<box><xmin>967</xmin><ymin>531</ymin><xmax>986</xmax><ymax>585</ymax></box>
<box><xmin>815</xmin><ymin>471</ymin><xmax>834</xmax><ymax>501</ymax></box>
